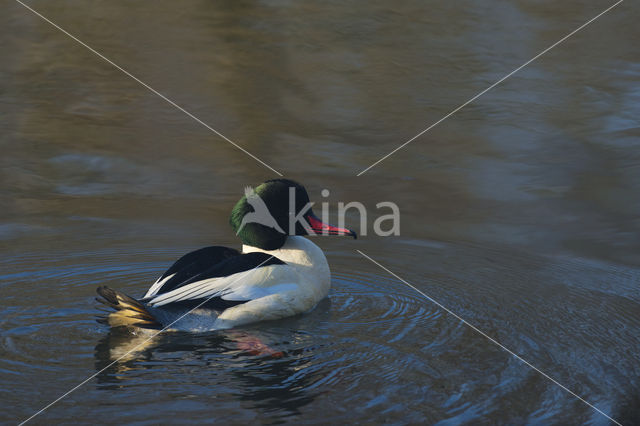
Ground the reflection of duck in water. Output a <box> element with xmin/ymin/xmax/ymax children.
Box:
<box><xmin>95</xmin><ymin>297</ymin><xmax>330</xmax><ymax>366</ymax></box>
<box><xmin>94</xmin><ymin>299</ymin><xmax>331</xmax><ymax>418</ymax></box>
<box><xmin>96</xmin><ymin>179</ymin><xmax>355</xmax><ymax>332</ymax></box>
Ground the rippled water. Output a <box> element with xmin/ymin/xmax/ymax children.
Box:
<box><xmin>2</xmin><ymin>0</ymin><xmax>640</xmax><ymax>424</ymax></box>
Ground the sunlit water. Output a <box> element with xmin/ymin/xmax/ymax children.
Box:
<box><xmin>2</xmin><ymin>0</ymin><xmax>640</xmax><ymax>424</ymax></box>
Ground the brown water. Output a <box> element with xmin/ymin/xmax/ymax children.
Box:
<box><xmin>2</xmin><ymin>0</ymin><xmax>639</xmax><ymax>424</ymax></box>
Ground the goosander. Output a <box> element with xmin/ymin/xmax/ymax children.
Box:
<box><xmin>96</xmin><ymin>179</ymin><xmax>356</xmax><ymax>331</ymax></box>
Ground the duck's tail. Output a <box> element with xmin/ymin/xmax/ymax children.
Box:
<box><xmin>96</xmin><ymin>286</ymin><xmax>162</xmax><ymax>329</ymax></box>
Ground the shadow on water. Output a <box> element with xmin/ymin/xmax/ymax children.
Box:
<box><xmin>93</xmin><ymin>299</ymin><xmax>332</xmax><ymax>418</ymax></box>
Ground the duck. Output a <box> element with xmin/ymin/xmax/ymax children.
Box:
<box><xmin>96</xmin><ymin>179</ymin><xmax>356</xmax><ymax>331</ymax></box>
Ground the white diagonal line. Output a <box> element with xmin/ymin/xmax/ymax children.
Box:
<box><xmin>14</xmin><ymin>0</ymin><xmax>283</xmax><ymax>176</ymax></box>
<box><xmin>19</xmin><ymin>255</ymin><xmax>277</xmax><ymax>425</ymax></box>
<box><xmin>357</xmin><ymin>0</ymin><xmax>624</xmax><ymax>176</ymax></box>
<box><xmin>356</xmin><ymin>249</ymin><xmax>622</xmax><ymax>425</ymax></box>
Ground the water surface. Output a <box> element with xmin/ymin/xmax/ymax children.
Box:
<box><xmin>1</xmin><ymin>0</ymin><xmax>639</xmax><ymax>424</ymax></box>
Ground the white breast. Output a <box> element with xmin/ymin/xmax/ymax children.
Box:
<box><xmin>242</xmin><ymin>236</ymin><xmax>331</xmax><ymax>300</ymax></box>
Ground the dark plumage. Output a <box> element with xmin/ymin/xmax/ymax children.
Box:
<box><xmin>96</xmin><ymin>286</ymin><xmax>162</xmax><ymax>329</ymax></box>
<box><xmin>142</xmin><ymin>250</ymin><xmax>286</xmax><ymax>303</ymax></box>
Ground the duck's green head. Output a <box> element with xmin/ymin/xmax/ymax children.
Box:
<box><xmin>230</xmin><ymin>179</ymin><xmax>356</xmax><ymax>250</ymax></box>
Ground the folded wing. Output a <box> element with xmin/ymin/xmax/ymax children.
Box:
<box><xmin>145</xmin><ymin>246</ymin><xmax>241</xmax><ymax>298</ymax></box>
<box><xmin>143</xmin><ymin>250</ymin><xmax>290</xmax><ymax>307</ymax></box>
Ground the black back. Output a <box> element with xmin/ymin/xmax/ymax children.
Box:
<box><xmin>147</xmin><ymin>247</ymin><xmax>285</xmax><ymax>300</ymax></box>
<box><xmin>152</xmin><ymin>246</ymin><xmax>240</xmax><ymax>295</ymax></box>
